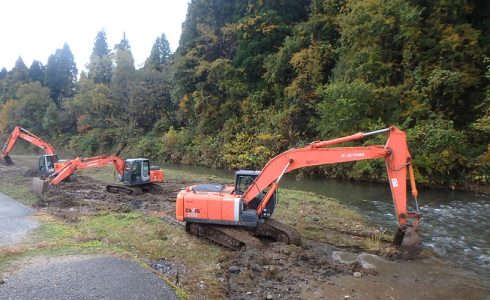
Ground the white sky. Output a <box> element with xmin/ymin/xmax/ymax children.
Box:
<box><xmin>0</xmin><ymin>0</ymin><xmax>189</xmax><ymax>71</ymax></box>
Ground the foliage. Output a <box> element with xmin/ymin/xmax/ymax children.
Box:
<box><xmin>88</xmin><ymin>30</ymin><xmax>113</xmax><ymax>85</ymax></box>
<box><xmin>0</xmin><ymin>0</ymin><xmax>489</xmax><ymax>190</ymax></box>
<box><xmin>9</xmin><ymin>82</ymin><xmax>53</xmax><ymax>134</ymax></box>
<box><xmin>145</xmin><ymin>33</ymin><xmax>172</xmax><ymax>71</ymax></box>
<box><xmin>44</xmin><ymin>43</ymin><xmax>78</xmax><ymax>104</ymax></box>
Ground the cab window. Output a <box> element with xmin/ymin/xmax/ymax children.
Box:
<box><xmin>237</xmin><ymin>176</ymin><xmax>254</xmax><ymax>194</ymax></box>
<box><xmin>39</xmin><ymin>157</ymin><xmax>46</xmax><ymax>172</ymax></box>
<box><xmin>46</xmin><ymin>156</ymin><xmax>54</xmax><ymax>169</ymax></box>
<box><xmin>143</xmin><ymin>161</ymin><xmax>150</xmax><ymax>177</ymax></box>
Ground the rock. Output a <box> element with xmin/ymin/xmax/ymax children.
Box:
<box><xmin>344</xmin><ymin>296</ymin><xmax>350</xmax><ymax>299</ymax></box>
<box><xmin>353</xmin><ymin>272</ymin><xmax>362</xmax><ymax>278</ymax></box>
<box><xmin>266</xmin><ymin>293</ymin><xmax>273</xmax><ymax>300</ymax></box>
<box><xmin>358</xmin><ymin>253</ymin><xmax>387</xmax><ymax>270</ymax></box>
<box><xmin>331</xmin><ymin>251</ymin><xmax>357</xmax><ymax>265</ymax></box>
<box><xmin>251</xmin><ymin>264</ymin><xmax>262</xmax><ymax>272</ymax></box>
<box><xmin>197</xmin><ymin>280</ymin><xmax>205</xmax><ymax>289</ymax></box>
<box><xmin>228</xmin><ymin>266</ymin><xmax>240</xmax><ymax>274</ymax></box>
<box><xmin>0</xmin><ymin>278</ymin><xmax>4</xmax><ymax>284</ymax></box>
<box><xmin>246</xmin><ymin>291</ymin><xmax>252</xmax><ymax>295</ymax></box>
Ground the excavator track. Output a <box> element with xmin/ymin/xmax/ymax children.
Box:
<box><xmin>105</xmin><ymin>185</ymin><xmax>143</xmax><ymax>196</ymax></box>
<box><xmin>186</xmin><ymin>223</ymin><xmax>263</xmax><ymax>251</ymax></box>
<box><xmin>256</xmin><ymin>218</ymin><xmax>302</xmax><ymax>246</ymax></box>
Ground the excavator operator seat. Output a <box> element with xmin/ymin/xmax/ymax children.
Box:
<box><xmin>235</xmin><ymin>170</ymin><xmax>277</xmax><ymax>218</ymax></box>
<box><xmin>122</xmin><ymin>159</ymin><xmax>151</xmax><ymax>186</ymax></box>
<box><xmin>38</xmin><ymin>154</ymin><xmax>59</xmax><ymax>178</ymax></box>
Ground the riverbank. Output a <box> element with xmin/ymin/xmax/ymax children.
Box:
<box><xmin>0</xmin><ymin>155</ymin><xmax>488</xmax><ymax>299</ymax></box>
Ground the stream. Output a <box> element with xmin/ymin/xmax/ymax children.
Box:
<box><xmin>163</xmin><ymin>163</ymin><xmax>490</xmax><ymax>280</ymax></box>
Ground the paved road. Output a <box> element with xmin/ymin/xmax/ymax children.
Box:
<box><xmin>0</xmin><ymin>256</ymin><xmax>178</xmax><ymax>300</ymax></box>
<box><xmin>0</xmin><ymin>192</ymin><xmax>178</xmax><ymax>299</ymax></box>
<box><xmin>0</xmin><ymin>192</ymin><xmax>39</xmax><ymax>245</ymax></box>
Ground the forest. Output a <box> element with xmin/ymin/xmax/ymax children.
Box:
<box><xmin>0</xmin><ymin>0</ymin><xmax>489</xmax><ymax>190</ymax></box>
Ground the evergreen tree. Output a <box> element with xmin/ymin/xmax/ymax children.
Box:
<box><xmin>88</xmin><ymin>30</ymin><xmax>113</xmax><ymax>85</ymax></box>
<box><xmin>114</xmin><ymin>32</ymin><xmax>131</xmax><ymax>52</ymax></box>
<box><xmin>145</xmin><ymin>33</ymin><xmax>171</xmax><ymax>71</ymax></box>
<box><xmin>0</xmin><ymin>67</ymin><xmax>7</xmax><ymax>80</ymax></box>
<box><xmin>44</xmin><ymin>43</ymin><xmax>78</xmax><ymax>104</ymax></box>
<box><xmin>111</xmin><ymin>35</ymin><xmax>136</xmax><ymax>123</ymax></box>
<box><xmin>29</xmin><ymin>60</ymin><xmax>45</xmax><ymax>83</ymax></box>
<box><xmin>11</xmin><ymin>57</ymin><xmax>30</xmax><ymax>83</ymax></box>
<box><xmin>92</xmin><ymin>30</ymin><xmax>110</xmax><ymax>57</ymax></box>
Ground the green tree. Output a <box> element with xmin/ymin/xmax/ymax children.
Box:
<box><xmin>88</xmin><ymin>30</ymin><xmax>113</xmax><ymax>85</ymax></box>
<box><xmin>0</xmin><ymin>67</ymin><xmax>7</xmax><ymax>80</ymax></box>
<box><xmin>145</xmin><ymin>33</ymin><xmax>171</xmax><ymax>71</ymax></box>
<box><xmin>10</xmin><ymin>82</ymin><xmax>53</xmax><ymax>134</ymax></box>
<box><xmin>128</xmin><ymin>68</ymin><xmax>172</xmax><ymax>131</ymax></box>
<box><xmin>110</xmin><ymin>35</ymin><xmax>136</xmax><ymax>124</ymax></box>
<box><xmin>68</xmin><ymin>75</ymin><xmax>114</xmax><ymax>132</ymax></box>
<box><xmin>93</xmin><ymin>30</ymin><xmax>110</xmax><ymax>56</ymax></box>
<box><xmin>44</xmin><ymin>43</ymin><xmax>78</xmax><ymax>104</ymax></box>
<box><xmin>29</xmin><ymin>60</ymin><xmax>45</xmax><ymax>83</ymax></box>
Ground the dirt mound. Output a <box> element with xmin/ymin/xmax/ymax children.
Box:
<box><xmin>220</xmin><ymin>241</ymin><xmax>369</xmax><ymax>299</ymax></box>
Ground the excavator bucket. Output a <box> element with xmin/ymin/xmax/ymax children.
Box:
<box><xmin>32</xmin><ymin>177</ymin><xmax>49</xmax><ymax>195</ymax></box>
<box><xmin>393</xmin><ymin>225</ymin><xmax>421</xmax><ymax>259</ymax></box>
<box><xmin>1</xmin><ymin>155</ymin><xmax>13</xmax><ymax>166</ymax></box>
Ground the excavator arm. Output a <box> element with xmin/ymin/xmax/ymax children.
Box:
<box><xmin>45</xmin><ymin>155</ymin><xmax>125</xmax><ymax>186</ymax></box>
<box><xmin>242</xmin><ymin>127</ymin><xmax>421</xmax><ymax>255</ymax></box>
<box><xmin>1</xmin><ymin>126</ymin><xmax>56</xmax><ymax>165</ymax></box>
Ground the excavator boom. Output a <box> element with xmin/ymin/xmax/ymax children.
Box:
<box><xmin>47</xmin><ymin>155</ymin><xmax>125</xmax><ymax>186</ymax></box>
<box><xmin>1</xmin><ymin>126</ymin><xmax>56</xmax><ymax>165</ymax></box>
<box><xmin>242</xmin><ymin>127</ymin><xmax>419</xmax><ymax>225</ymax></box>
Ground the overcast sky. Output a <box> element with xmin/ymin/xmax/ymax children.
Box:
<box><xmin>0</xmin><ymin>0</ymin><xmax>189</xmax><ymax>71</ymax></box>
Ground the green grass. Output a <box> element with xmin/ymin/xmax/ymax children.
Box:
<box><xmin>77</xmin><ymin>212</ymin><xmax>224</xmax><ymax>298</ymax></box>
<box><xmin>0</xmin><ymin>179</ymin><xmax>39</xmax><ymax>206</ymax></box>
<box><xmin>274</xmin><ymin>189</ymin><xmax>381</xmax><ymax>247</ymax></box>
<box><xmin>0</xmin><ymin>214</ymin><xmax>190</xmax><ymax>299</ymax></box>
<box><xmin>81</xmin><ymin>165</ymin><xmax>231</xmax><ymax>184</ymax></box>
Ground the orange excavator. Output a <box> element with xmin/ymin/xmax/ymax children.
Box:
<box><xmin>32</xmin><ymin>154</ymin><xmax>164</xmax><ymax>195</ymax></box>
<box><xmin>176</xmin><ymin>127</ymin><xmax>421</xmax><ymax>257</ymax></box>
<box><xmin>1</xmin><ymin>126</ymin><xmax>61</xmax><ymax>177</ymax></box>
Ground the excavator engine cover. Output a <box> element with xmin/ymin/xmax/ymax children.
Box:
<box><xmin>32</xmin><ymin>177</ymin><xmax>49</xmax><ymax>195</ymax></box>
<box><xmin>1</xmin><ymin>155</ymin><xmax>13</xmax><ymax>166</ymax></box>
<box><xmin>394</xmin><ymin>225</ymin><xmax>421</xmax><ymax>259</ymax></box>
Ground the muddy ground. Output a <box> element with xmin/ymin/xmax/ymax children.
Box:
<box><xmin>1</xmin><ymin>155</ymin><xmax>489</xmax><ymax>299</ymax></box>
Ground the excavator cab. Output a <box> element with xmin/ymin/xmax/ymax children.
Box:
<box><xmin>235</xmin><ymin>170</ymin><xmax>277</xmax><ymax>218</ymax></box>
<box><xmin>37</xmin><ymin>154</ymin><xmax>59</xmax><ymax>178</ymax></box>
<box><xmin>121</xmin><ymin>159</ymin><xmax>151</xmax><ymax>186</ymax></box>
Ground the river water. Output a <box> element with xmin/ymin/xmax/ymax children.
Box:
<box><xmin>163</xmin><ymin>163</ymin><xmax>490</xmax><ymax>280</ymax></box>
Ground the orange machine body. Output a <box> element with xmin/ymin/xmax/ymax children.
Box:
<box><xmin>176</xmin><ymin>185</ymin><xmax>240</xmax><ymax>223</ymax></box>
